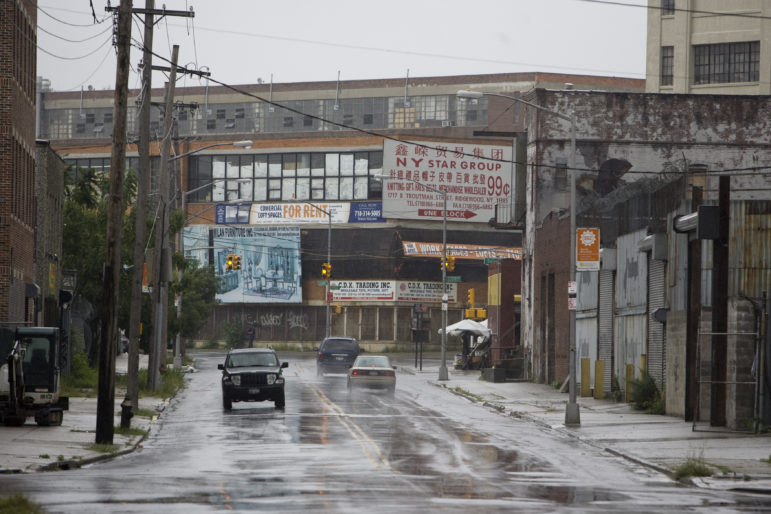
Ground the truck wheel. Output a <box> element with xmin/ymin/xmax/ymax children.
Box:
<box><xmin>274</xmin><ymin>391</ymin><xmax>285</xmax><ymax>409</ymax></box>
<box><xmin>36</xmin><ymin>410</ymin><xmax>63</xmax><ymax>426</ymax></box>
<box><xmin>223</xmin><ymin>395</ymin><xmax>232</xmax><ymax>410</ymax></box>
<box><xmin>49</xmin><ymin>410</ymin><xmax>63</xmax><ymax>426</ymax></box>
<box><xmin>5</xmin><ymin>415</ymin><xmax>25</xmax><ymax>427</ymax></box>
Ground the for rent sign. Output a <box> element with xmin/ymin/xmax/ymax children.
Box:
<box><xmin>382</xmin><ymin>140</ymin><xmax>513</xmax><ymax>222</ymax></box>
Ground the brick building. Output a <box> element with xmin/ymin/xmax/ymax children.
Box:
<box><xmin>0</xmin><ymin>0</ymin><xmax>37</xmax><ymax>325</ymax></box>
<box><xmin>33</xmin><ymin>140</ymin><xmax>65</xmax><ymax>327</ymax></box>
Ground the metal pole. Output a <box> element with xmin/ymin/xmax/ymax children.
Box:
<box><xmin>439</xmin><ymin>191</ymin><xmax>449</xmax><ymax>381</ymax></box>
<box><xmin>326</xmin><ymin>211</ymin><xmax>331</xmax><ymax>338</ymax></box>
<box><xmin>173</xmin><ymin>185</ymin><xmax>185</xmax><ymax>369</ymax></box>
<box><xmin>565</xmin><ymin>116</ymin><xmax>581</xmax><ymax>426</ymax></box>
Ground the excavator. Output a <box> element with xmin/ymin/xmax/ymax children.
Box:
<box><xmin>0</xmin><ymin>327</ymin><xmax>69</xmax><ymax>426</ymax></box>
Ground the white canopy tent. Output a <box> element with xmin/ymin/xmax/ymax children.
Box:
<box><xmin>438</xmin><ymin>319</ymin><xmax>491</xmax><ymax>337</ymax></box>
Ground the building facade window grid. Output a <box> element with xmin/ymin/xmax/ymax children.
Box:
<box><xmin>693</xmin><ymin>41</ymin><xmax>760</xmax><ymax>85</ymax></box>
<box><xmin>661</xmin><ymin>46</ymin><xmax>674</xmax><ymax>86</ymax></box>
<box><xmin>662</xmin><ymin>0</ymin><xmax>675</xmax><ymax>16</ymax></box>
<box><xmin>41</xmin><ymin>94</ymin><xmax>487</xmax><ymax>140</ymax></box>
<box><xmin>85</xmin><ymin>150</ymin><xmax>383</xmax><ymax>205</ymax></box>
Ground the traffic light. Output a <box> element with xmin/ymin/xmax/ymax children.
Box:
<box><xmin>467</xmin><ymin>288</ymin><xmax>475</xmax><ymax>307</ymax></box>
<box><xmin>233</xmin><ymin>255</ymin><xmax>241</xmax><ymax>270</ymax></box>
<box><xmin>440</xmin><ymin>258</ymin><xmax>445</xmax><ymax>271</ymax></box>
<box><xmin>321</xmin><ymin>262</ymin><xmax>332</xmax><ymax>279</ymax></box>
<box><xmin>446</xmin><ymin>255</ymin><xmax>456</xmax><ymax>272</ymax></box>
<box><xmin>225</xmin><ymin>253</ymin><xmax>234</xmax><ymax>271</ymax></box>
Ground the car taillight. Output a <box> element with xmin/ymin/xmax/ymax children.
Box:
<box><xmin>317</xmin><ymin>352</ymin><xmax>323</xmax><ymax>360</ymax></box>
<box><xmin>383</xmin><ymin>370</ymin><xmax>395</xmax><ymax>377</ymax></box>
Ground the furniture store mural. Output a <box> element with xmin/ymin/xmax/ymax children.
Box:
<box><xmin>183</xmin><ymin>225</ymin><xmax>302</xmax><ymax>304</ymax></box>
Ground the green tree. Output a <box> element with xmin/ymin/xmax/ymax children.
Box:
<box><xmin>62</xmin><ymin>164</ymin><xmax>140</xmax><ymax>330</ymax></box>
<box><xmin>168</xmin><ymin>254</ymin><xmax>219</xmax><ymax>344</ymax></box>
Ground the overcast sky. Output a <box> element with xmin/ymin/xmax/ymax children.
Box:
<box><xmin>37</xmin><ymin>0</ymin><xmax>648</xmax><ymax>92</ymax></box>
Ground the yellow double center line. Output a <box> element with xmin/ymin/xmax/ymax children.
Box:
<box><xmin>312</xmin><ymin>387</ymin><xmax>395</xmax><ymax>473</ymax></box>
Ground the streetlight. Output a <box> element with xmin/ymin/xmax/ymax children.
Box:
<box><xmin>376</xmin><ymin>173</ymin><xmax>450</xmax><ymax>381</ymax></box>
<box><xmin>457</xmin><ymin>90</ymin><xmax>580</xmax><ymax>425</ymax></box>
<box><xmin>164</xmin><ymin>140</ymin><xmax>253</xmax><ymax>369</ymax></box>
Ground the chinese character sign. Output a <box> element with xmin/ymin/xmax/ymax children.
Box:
<box><xmin>381</xmin><ymin>140</ymin><xmax>513</xmax><ymax>222</ymax></box>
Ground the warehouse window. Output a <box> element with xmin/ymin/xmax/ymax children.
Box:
<box><xmin>693</xmin><ymin>41</ymin><xmax>759</xmax><ymax>85</ymax></box>
<box><xmin>662</xmin><ymin>0</ymin><xmax>674</xmax><ymax>15</ymax></box>
<box><xmin>661</xmin><ymin>46</ymin><xmax>674</xmax><ymax>86</ymax></box>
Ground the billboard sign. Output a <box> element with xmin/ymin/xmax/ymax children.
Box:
<box><xmin>576</xmin><ymin>228</ymin><xmax>600</xmax><ymax>271</ymax></box>
<box><xmin>382</xmin><ymin>140</ymin><xmax>512</xmax><ymax>222</ymax></box>
<box><xmin>395</xmin><ymin>281</ymin><xmax>457</xmax><ymax>303</ymax></box>
<box><xmin>331</xmin><ymin>280</ymin><xmax>395</xmax><ymax>301</ymax></box>
<box><xmin>210</xmin><ymin>226</ymin><xmax>302</xmax><ymax>304</ymax></box>
<box><xmin>216</xmin><ymin>201</ymin><xmax>384</xmax><ymax>225</ymax></box>
<box><xmin>329</xmin><ymin>280</ymin><xmax>457</xmax><ymax>303</ymax></box>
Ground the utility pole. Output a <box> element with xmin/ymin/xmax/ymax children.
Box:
<box><xmin>127</xmin><ymin>0</ymin><xmax>154</xmax><ymax>413</ymax></box>
<box><xmin>108</xmin><ymin>1</ymin><xmax>193</xmax><ymax>393</ymax></box>
<box><xmin>149</xmin><ymin>45</ymin><xmax>179</xmax><ymax>390</ymax></box>
<box><xmin>96</xmin><ymin>0</ymin><xmax>132</xmax><ymax>445</ymax></box>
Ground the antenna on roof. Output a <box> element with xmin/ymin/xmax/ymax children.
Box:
<box><xmin>268</xmin><ymin>74</ymin><xmax>274</xmax><ymax>113</ymax></box>
<box><xmin>334</xmin><ymin>70</ymin><xmax>341</xmax><ymax>111</ymax></box>
<box><xmin>404</xmin><ymin>69</ymin><xmax>410</xmax><ymax>107</ymax></box>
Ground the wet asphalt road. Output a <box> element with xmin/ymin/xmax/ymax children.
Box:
<box><xmin>2</xmin><ymin>352</ymin><xmax>771</xmax><ymax>513</ymax></box>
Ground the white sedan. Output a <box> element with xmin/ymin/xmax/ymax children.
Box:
<box><xmin>346</xmin><ymin>355</ymin><xmax>396</xmax><ymax>396</ymax></box>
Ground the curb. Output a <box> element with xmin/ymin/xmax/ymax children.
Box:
<box><xmin>426</xmin><ymin>379</ymin><xmax>720</xmax><ymax>487</ymax></box>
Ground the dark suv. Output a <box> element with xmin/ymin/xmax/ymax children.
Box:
<box><xmin>315</xmin><ymin>337</ymin><xmax>360</xmax><ymax>376</ymax></box>
<box><xmin>218</xmin><ymin>348</ymin><xmax>288</xmax><ymax>410</ymax></box>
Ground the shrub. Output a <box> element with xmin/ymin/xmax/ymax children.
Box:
<box><xmin>674</xmin><ymin>455</ymin><xmax>713</xmax><ymax>480</ymax></box>
<box><xmin>115</xmin><ymin>367</ymin><xmax>185</xmax><ymax>400</ymax></box>
<box><xmin>0</xmin><ymin>494</ymin><xmax>44</xmax><ymax>514</ymax></box>
<box><xmin>628</xmin><ymin>372</ymin><xmax>665</xmax><ymax>414</ymax></box>
<box><xmin>222</xmin><ymin>321</ymin><xmax>245</xmax><ymax>349</ymax></box>
<box><xmin>61</xmin><ymin>346</ymin><xmax>98</xmax><ymax>393</ymax></box>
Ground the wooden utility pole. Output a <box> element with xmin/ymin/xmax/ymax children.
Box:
<box><xmin>105</xmin><ymin>2</ymin><xmax>194</xmax><ymax>394</ymax></box>
<box><xmin>149</xmin><ymin>45</ymin><xmax>179</xmax><ymax>390</ymax></box>
<box><xmin>96</xmin><ymin>0</ymin><xmax>132</xmax><ymax>445</ymax></box>
<box><xmin>127</xmin><ymin>0</ymin><xmax>154</xmax><ymax>412</ymax></box>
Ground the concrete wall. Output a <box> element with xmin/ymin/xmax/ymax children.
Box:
<box><xmin>726</xmin><ymin>297</ymin><xmax>759</xmax><ymax>430</ymax></box>
<box><xmin>665</xmin><ymin>309</ymin><xmax>688</xmax><ymax>417</ymax></box>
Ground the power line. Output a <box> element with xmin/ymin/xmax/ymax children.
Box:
<box><xmin>37</xmin><ymin>23</ymin><xmax>112</xmax><ymax>43</ymax></box>
<box><xmin>38</xmin><ymin>35</ymin><xmax>114</xmax><ymax>61</ymax></box>
<box><xmin>136</xmin><ymin>45</ymin><xmax>771</xmax><ymax>178</ymax></box>
<box><xmin>38</xmin><ymin>5</ymin><xmax>109</xmax><ymax>26</ymax></box>
<box><xmin>574</xmin><ymin>0</ymin><xmax>771</xmax><ymax>20</ymax></box>
<box><xmin>167</xmin><ymin>22</ymin><xmax>646</xmax><ymax>80</ymax></box>
<box><xmin>58</xmin><ymin>45</ymin><xmax>114</xmax><ymax>92</ymax></box>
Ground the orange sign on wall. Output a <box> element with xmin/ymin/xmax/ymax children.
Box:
<box><xmin>576</xmin><ymin>228</ymin><xmax>600</xmax><ymax>271</ymax></box>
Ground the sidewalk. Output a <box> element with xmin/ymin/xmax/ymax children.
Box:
<box><xmin>0</xmin><ymin>353</ymin><xmax>165</xmax><ymax>474</ymax></box>
<box><xmin>405</xmin><ymin>364</ymin><xmax>771</xmax><ymax>492</ymax></box>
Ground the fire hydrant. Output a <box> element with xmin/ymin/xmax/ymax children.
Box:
<box><xmin>120</xmin><ymin>396</ymin><xmax>133</xmax><ymax>429</ymax></box>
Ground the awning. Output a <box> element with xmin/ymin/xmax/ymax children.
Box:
<box><xmin>402</xmin><ymin>241</ymin><xmax>521</xmax><ymax>260</ymax></box>
<box><xmin>438</xmin><ymin>319</ymin><xmax>491</xmax><ymax>337</ymax></box>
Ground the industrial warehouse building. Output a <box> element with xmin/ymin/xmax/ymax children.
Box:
<box><xmin>38</xmin><ymin>72</ymin><xmax>642</xmax><ymax>358</ymax></box>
